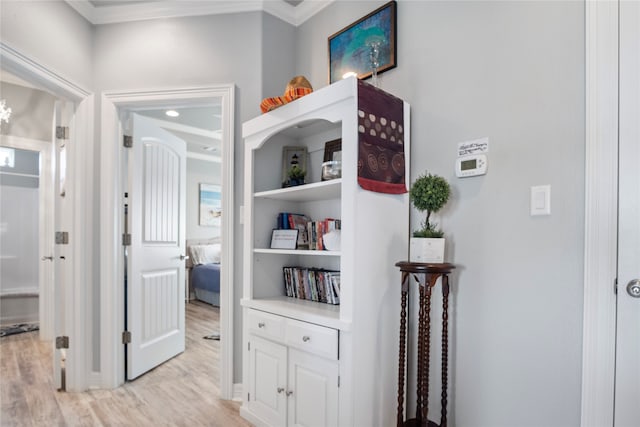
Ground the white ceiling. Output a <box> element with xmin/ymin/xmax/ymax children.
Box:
<box><xmin>66</xmin><ymin>0</ymin><xmax>334</xmax><ymax>26</ymax></box>
<box><xmin>134</xmin><ymin>106</ymin><xmax>223</xmax><ymax>160</ymax></box>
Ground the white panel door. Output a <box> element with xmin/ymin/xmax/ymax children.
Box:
<box><xmin>615</xmin><ymin>1</ymin><xmax>640</xmax><ymax>425</ymax></box>
<box><xmin>287</xmin><ymin>348</ymin><xmax>338</xmax><ymax>427</ymax></box>
<box><xmin>249</xmin><ymin>335</ymin><xmax>288</xmax><ymax>427</ymax></box>
<box><xmin>127</xmin><ymin>113</ymin><xmax>187</xmax><ymax>380</ymax></box>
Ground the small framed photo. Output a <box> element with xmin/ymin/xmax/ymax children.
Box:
<box><xmin>328</xmin><ymin>1</ymin><xmax>397</xmax><ymax>84</ymax></box>
<box><xmin>282</xmin><ymin>146</ymin><xmax>308</xmax><ymax>187</ymax></box>
<box><xmin>270</xmin><ymin>229</ymin><xmax>299</xmax><ymax>250</ymax></box>
<box><xmin>323</xmin><ymin>139</ymin><xmax>342</xmax><ymax>163</ymax></box>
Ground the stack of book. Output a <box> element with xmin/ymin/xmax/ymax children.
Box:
<box><xmin>276</xmin><ymin>213</ymin><xmax>341</xmax><ymax>250</ymax></box>
<box><xmin>307</xmin><ymin>218</ymin><xmax>341</xmax><ymax>250</ymax></box>
<box><xmin>283</xmin><ymin>267</ymin><xmax>340</xmax><ymax>305</ymax></box>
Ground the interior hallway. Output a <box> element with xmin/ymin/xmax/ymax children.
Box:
<box><xmin>0</xmin><ymin>300</ymin><xmax>249</xmax><ymax>427</ymax></box>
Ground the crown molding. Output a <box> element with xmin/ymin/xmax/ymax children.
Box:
<box><xmin>65</xmin><ymin>0</ymin><xmax>334</xmax><ymax>26</ymax></box>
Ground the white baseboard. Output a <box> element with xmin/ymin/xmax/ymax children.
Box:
<box><xmin>232</xmin><ymin>383</ymin><xmax>244</xmax><ymax>401</ymax></box>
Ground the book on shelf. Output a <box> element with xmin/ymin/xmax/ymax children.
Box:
<box><xmin>276</xmin><ymin>213</ymin><xmax>341</xmax><ymax>251</ymax></box>
<box><xmin>277</xmin><ymin>213</ymin><xmax>311</xmax><ymax>249</ymax></box>
<box><xmin>282</xmin><ymin>266</ymin><xmax>340</xmax><ymax>305</ymax></box>
<box><xmin>307</xmin><ymin>218</ymin><xmax>341</xmax><ymax>250</ymax></box>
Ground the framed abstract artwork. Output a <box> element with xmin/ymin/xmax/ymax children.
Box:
<box><xmin>328</xmin><ymin>1</ymin><xmax>397</xmax><ymax>84</ymax></box>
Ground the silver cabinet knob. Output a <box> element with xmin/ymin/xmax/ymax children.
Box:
<box><xmin>627</xmin><ymin>279</ymin><xmax>640</xmax><ymax>298</ymax></box>
<box><xmin>302</xmin><ymin>336</ymin><xmax>310</xmax><ymax>342</ymax></box>
<box><xmin>286</xmin><ymin>390</ymin><xmax>294</xmax><ymax>396</ymax></box>
<box><xmin>277</xmin><ymin>387</ymin><xmax>284</xmax><ymax>394</ymax></box>
<box><xmin>179</xmin><ymin>254</ymin><xmax>190</xmax><ymax>260</ymax></box>
<box><xmin>258</xmin><ymin>322</ymin><xmax>265</xmax><ymax>328</ymax></box>
<box><xmin>41</xmin><ymin>256</ymin><xmax>54</xmax><ymax>261</ymax></box>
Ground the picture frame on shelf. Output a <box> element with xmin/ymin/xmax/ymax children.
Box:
<box><xmin>199</xmin><ymin>183</ymin><xmax>221</xmax><ymax>226</ymax></box>
<box><xmin>282</xmin><ymin>146</ymin><xmax>308</xmax><ymax>187</ymax></box>
<box><xmin>323</xmin><ymin>139</ymin><xmax>342</xmax><ymax>163</ymax></box>
<box><xmin>328</xmin><ymin>0</ymin><xmax>397</xmax><ymax>84</ymax></box>
<box><xmin>270</xmin><ymin>229</ymin><xmax>299</xmax><ymax>250</ymax></box>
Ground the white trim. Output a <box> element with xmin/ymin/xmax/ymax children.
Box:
<box><xmin>233</xmin><ymin>382</ymin><xmax>244</xmax><ymax>402</ymax></box>
<box><xmin>0</xmin><ymin>42</ymin><xmax>94</xmax><ymax>392</ymax></box>
<box><xmin>65</xmin><ymin>0</ymin><xmax>334</xmax><ymax>27</ymax></box>
<box><xmin>100</xmin><ymin>85</ymin><xmax>235</xmax><ymax>400</ymax></box>
<box><xmin>0</xmin><ymin>42</ymin><xmax>90</xmax><ymax>100</ymax></box>
<box><xmin>581</xmin><ymin>1</ymin><xmax>618</xmax><ymax>426</ymax></box>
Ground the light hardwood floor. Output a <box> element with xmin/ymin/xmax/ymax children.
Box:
<box><xmin>0</xmin><ymin>301</ymin><xmax>251</xmax><ymax>427</ymax></box>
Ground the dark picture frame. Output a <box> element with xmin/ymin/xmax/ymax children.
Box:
<box><xmin>323</xmin><ymin>139</ymin><xmax>342</xmax><ymax>163</ymax></box>
<box><xmin>328</xmin><ymin>1</ymin><xmax>397</xmax><ymax>84</ymax></box>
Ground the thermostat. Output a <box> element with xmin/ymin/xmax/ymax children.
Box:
<box><xmin>456</xmin><ymin>154</ymin><xmax>487</xmax><ymax>178</ymax></box>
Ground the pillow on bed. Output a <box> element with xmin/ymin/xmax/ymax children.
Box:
<box><xmin>190</xmin><ymin>244</ymin><xmax>221</xmax><ymax>265</ymax></box>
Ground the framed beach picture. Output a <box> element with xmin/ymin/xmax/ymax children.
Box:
<box><xmin>328</xmin><ymin>1</ymin><xmax>397</xmax><ymax>84</ymax></box>
<box><xmin>199</xmin><ymin>183</ymin><xmax>221</xmax><ymax>226</ymax></box>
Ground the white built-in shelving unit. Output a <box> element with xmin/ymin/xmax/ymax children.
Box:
<box><xmin>240</xmin><ymin>77</ymin><xmax>410</xmax><ymax>427</ymax></box>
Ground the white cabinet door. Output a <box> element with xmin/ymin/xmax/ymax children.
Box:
<box><xmin>249</xmin><ymin>335</ymin><xmax>288</xmax><ymax>427</ymax></box>
<box><xmin>287</xmin><ymin>348</ymin><xmax>339</xmax><ymax>427</ymax></box>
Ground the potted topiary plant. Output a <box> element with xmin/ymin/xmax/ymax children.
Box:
<box><xmin>409</xmin><ymin>172</ymin><xmax>451</xmax><ymax>262</ymax></box>
<box><xmin>286</xmin><ymin>164</ymin><xmax>306</xmax><ymax>187</ymax></box>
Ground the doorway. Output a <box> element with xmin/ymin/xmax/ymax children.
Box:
<box><xmin>100</xmin><ymin>85</ymin><xmax>235</xmax><ymax>398</ymax></box>
<box><xmin>0</xmin><ymin>140</ymin><xmax>53</xmax><ymax>337</ymax></box>
<box><xmin>0</xmin><ymin>42</ymin><xmax>94</xmax><ymax>392</ymax></box>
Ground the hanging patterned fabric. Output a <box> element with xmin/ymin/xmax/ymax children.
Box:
<box><xmin>356</xmin><ymin>80</ymin><xmax>407</xmax><ymax>194</ymax></box>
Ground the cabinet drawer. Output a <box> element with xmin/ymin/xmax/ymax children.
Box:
<box><xmin>285</xmin><ymin>318</ymin><xmax>339</xmax><ymax>360</ymax></box>
<box><xmin>247</xmin><ymin>309</ymin><xmax>285</xmax><ymax>342</ymax></box>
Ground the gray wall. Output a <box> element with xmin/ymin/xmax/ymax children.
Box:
<box><xmin>297</xmin><ymin>1</ymin><xmax>585</xmax><ymax>426</ymax></box>
<box><xmin>0</xmin><ymin>0</ymin><xmax>94</xmax><ymax>90</ymax></box>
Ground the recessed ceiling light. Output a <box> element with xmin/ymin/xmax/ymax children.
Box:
<box><xmin>165</xmin><ymin>110</ymin><xmax>180</xmax><ymax>117</ymax></box>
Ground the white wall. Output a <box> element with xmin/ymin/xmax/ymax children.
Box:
<box><xmin>296</xmin><ymin>1</ymin><xmax>585</xmax><ymax>426</ymax></box>
<box><xmin>187</xmin><ymin>157</ymin><xmax>221</xmax><ymax>240</ymax></box>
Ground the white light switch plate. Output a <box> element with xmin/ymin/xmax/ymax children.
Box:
<box><xmin>530</xmin><ymin>185</ymin><xmax>551</xmax><ymax>216</ymax></box>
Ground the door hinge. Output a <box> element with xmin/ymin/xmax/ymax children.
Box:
<box><xmin>56</xmin><ymin>126</ymin><xmax>69</xmax><ymax>140</ymax></box>
<box><xmin>122</xmin><ymin>331</ymin><xmax>132</xmax><ymax>344</ymax></box>
<box><xmin>247</xmin><ymin>393</ymin><xmax>250</xmax><ymax>401</ymax></box>
<box><xmin>56</xmin><ymin>336</ymin><xmax>69</xmax><ymax>349</ymax></box>
<box><xmin>614</xmin><ymin>277</ymin><xmax>618</xmax><ymax>294</ymax></box>
<box><xmin>122</xmin><ymin>233</ymin><xmax>131</xmax><ymax>246</ymax></box>
<box><xmin>338</xmin><ymin>375</ymin><xmax>340</xmax><ymax>388</ymax></box>
<box><xmin>55</xmin><ymin>231</ymin><xmax>69</xmax><ymax>245</ymax></box>
<box><xmin>123</xmin><ymin>135</ymin><xmax>133</xmax><ymax>148</ymax></box>
<box><xmin>248</xmin><ymin>342</ymin><xmax>250</xmax><ymax>351</ymax></box>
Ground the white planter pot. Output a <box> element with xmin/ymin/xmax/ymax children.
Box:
<box><xmin>409</xmin><ymin>237</ymin><xmax>445</xmax><ymax>263</ymax></box>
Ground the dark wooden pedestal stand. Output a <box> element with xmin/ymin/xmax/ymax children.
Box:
<box><xmin>395</xmin><ymin>262</ymin><xmax>456</xmax><ymax>427</ymax></box>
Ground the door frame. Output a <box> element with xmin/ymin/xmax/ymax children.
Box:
<box><xmin>581</xmin><ymin>1</ymin><xmax>619</xmax><ymax>424</ymax></box>
<box><xmin>100</xmin><ymin>85</ymin><xmax>235</xmax><ymax>398</ymax></box>
<box><xmin>0</xmin><ymin>135</ymin><xmax>54</xmax><ymax>340</ymax></box>
<box><xmin>0</xmin><ymin>42</ymin><xmax>94</xmax><ymax>392</ymax></box>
